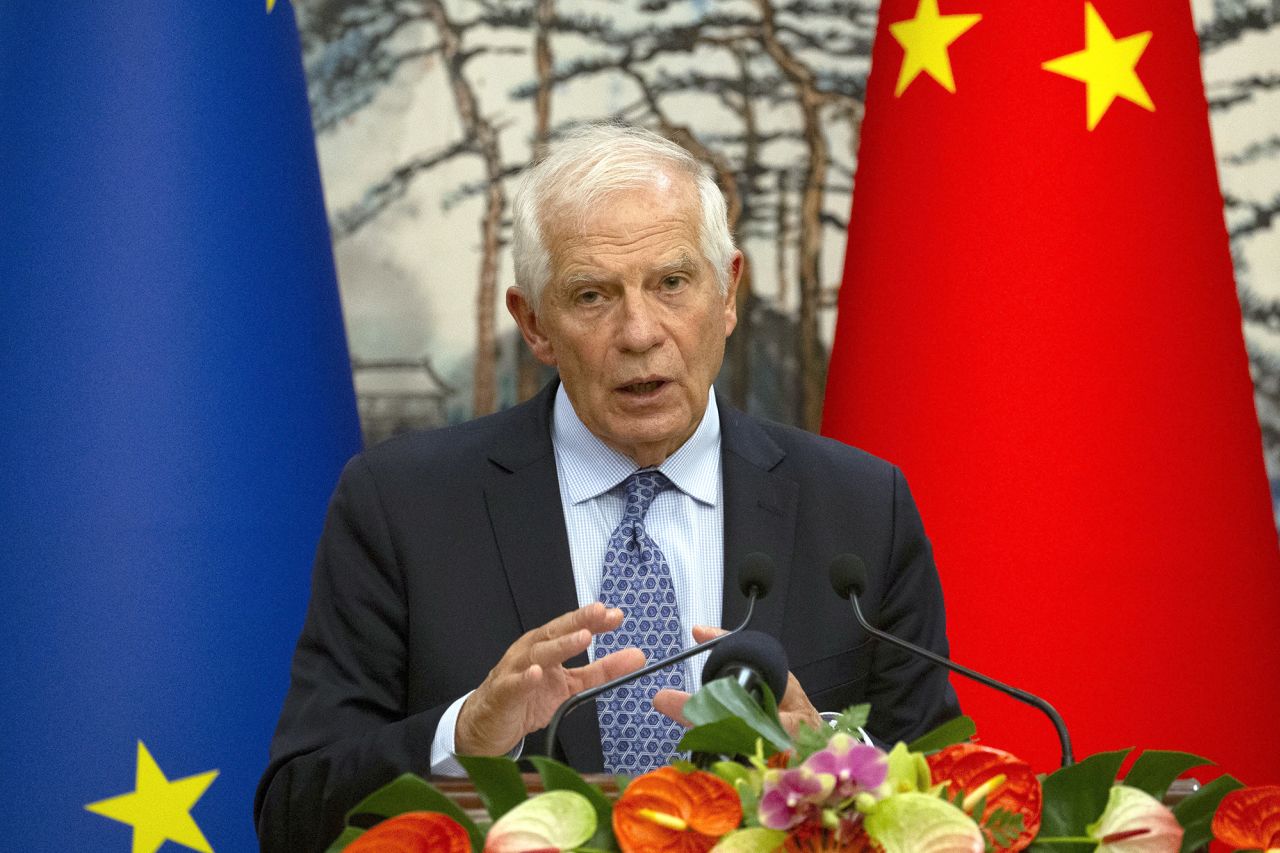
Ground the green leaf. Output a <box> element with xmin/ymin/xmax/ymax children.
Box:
<box><xmin>1121</xmin><ymin>751</ymin><xmax>1212</xmax><ymax>802</ymax></box>
<box><xmin>735</xmin><ymin>773</ymin><xmax>763</xmax><ymax>828</ymax></box>
<box><xmin>908</xmin><ymin>715</ymin><xmax>978</xmax><ymax>754</ymax></box>
<box><xmin>985</xmin><ymin>807</ymin><xmax>1026</xmax><ymax>851</ymax></box>
<box><xmin>788</xmin><ymin>705</ymin><xmax>873</xmax><ymax>762</ymax></box>
<box><xmin>343</xmin><ymin>773</ymin><xmax>484</xmax><ymax>852</ymax></box>
<box><xmin>529</xmin><ymin>755</ymin><xmax>617</xmax><ymax>851</ymax></box>
<box><xmin>759</xmin><ymin>682</ymin><xmax>780</xmax><ymax>721</ymax></box>
<box><xmin>323</xmin><ymin>825</ymin><xmax>365</xmax><ymax>853</ymax></box>
<box><xmin>456</xmin><ymin>754</ymin><xmax>528</xmax><ymax>821</ymax></box>
<box><xmin>1172</xmin><ymin>773</ymin><xmax>1244</xmax><ymax>853</ymax></box>
<box><xmin>1030</xmin><ymin>749</ymin><xmax>1130</xmax><ymax>849</ymax></box>
<box><xmin>834</xmin><ymin>703</ymin><xmax>871</xmax><ymax>732</ymax></box>
<box><xmin>791</xmin><ymin>720</ymin><xmax>831</xmax><ymax>762</ymax></box>
<box><xmin>710</xmin><ymin>827</ymin><xmax>788</xmax><ymax>851</ymax></box>
<box><xmin>710</xmin><ymin>760</ymin><xmax>754</xmax><ymax>790</ymax></box>
<box><xmin>680</xmin><ymin>717</ymin><xmax>781</xmax><ymax>758</ymax></box>
<box><xmin>682</xmin><ymin>678</ymin><xmax>792</xmax><ymax>753</ymax></box>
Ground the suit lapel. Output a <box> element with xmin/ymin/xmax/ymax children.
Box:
<box><xmin>718</xmin><ymin>400</ymin><xmax>798</xmax><ymax>642</ymax></box>
<box><xmin>482</xmin><ymin>382</ymin><xmax>604</xmax><ymax>771</ymax></box>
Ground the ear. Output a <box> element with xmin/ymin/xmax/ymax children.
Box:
<box><xmin>722</xmin><ymin>251</ymin><xmax>743</xmax><ymax>337</ymax></box>
<box><xmin>506</xmin><ymin>287</ymin><xmax>558</xmax><ymax>366</ymax></box>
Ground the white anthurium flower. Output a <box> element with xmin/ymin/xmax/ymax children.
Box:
<box><xmin>864</xmin><ymin>791</ymin><xmax>985</xmax><ymax>853</ymax></box>
<box><xmin>1088</xmin><ymin>785</ymin><xmax>1184</xmax><ymax>853</ymax></box>
<box><xmin>483</xmin><ymin>790</ymin><xmax>596</xmax><ymax>853</ymax></box>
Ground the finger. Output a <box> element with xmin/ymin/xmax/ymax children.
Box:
<box><xmin>527</xmin><ymin>627</ymin><xmax>593</xmax><ymax>669</ymax></box>
<box><xmin>480</xmin><ymin>664</ymin><xmax>545</xmax><ymax>706</ymax></box>
<box><xmin>653</xmin><ymin>688</ymin><xmax>693</xmax><ymax>727</ymax></box>
<box><xmin>534</xmin><ymin>602</ymin><xmax>624</xmax><ymax>644</ymax></box>
<box><xmin>691</xmin><ymin>624</ymin><xmax>728</xmax><ymax>643</ymax></box>
<box><xmin>566</xmin><ymin>646</ymin><xmax>646</xmax><ymax>691</ymax></box>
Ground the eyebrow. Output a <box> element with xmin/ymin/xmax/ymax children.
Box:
<box><xmin>654</xmin><ymin>252</ymin><xmax>700</xmax><ymax>278</ymax></box>
<box><xmin>559</xmin><ymin>252</ymin><xmax>701</xmax><ymax>289</ymax></box>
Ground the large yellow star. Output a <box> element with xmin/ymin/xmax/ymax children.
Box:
<box><xmin>85</xmin><ymin>741</ymin><xmax>218</xmax><ymax>853</ymax></box>
<box><xmin>1042</xmin><ymin>2</ymin><xmax>1154</xmax><ymax>130</ymax></box>
<box><xmin>889</xmin><ymin>0</ymin><xmax>982</xmax><ymax>96</ymax></box>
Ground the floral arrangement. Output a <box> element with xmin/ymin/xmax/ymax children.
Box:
<box><xmin>325</xmin><ymin>680</ymin><xmax>1280</xmax><ymax>853</ymax></box>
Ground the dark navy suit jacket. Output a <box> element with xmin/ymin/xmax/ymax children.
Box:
<box><xmin>255</xmin><ymin>382</ymin><xmax>959</xmax><ymax>851</ymax></box>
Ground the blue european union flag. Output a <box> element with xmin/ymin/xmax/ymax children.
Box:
<box><xmin>1</xmin><ymin>2</ymin><xmax>362</xmax><ymax>850</ymax></box>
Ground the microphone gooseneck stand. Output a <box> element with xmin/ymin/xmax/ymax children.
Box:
<box><xmin>832</xmin><ymin>554</ymin><xmax>1074</xmax><ymax>767</ymax></box>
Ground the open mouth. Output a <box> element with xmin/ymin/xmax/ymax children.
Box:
<box><xmin>619</xmin><ymin>380</ymin><xmax>667</xmax><ymax>394</ymax></box>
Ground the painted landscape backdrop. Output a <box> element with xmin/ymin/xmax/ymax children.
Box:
<box><xmin>296</xmin><ymin>0</ymin><xmax>1280</xmax><ymax>528</ymax></box>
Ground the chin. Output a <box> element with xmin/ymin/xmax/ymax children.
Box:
<box><xmin>611</xmin><ymin>421</ymin><xmax>692</xmax><ymax>462</ymax></box>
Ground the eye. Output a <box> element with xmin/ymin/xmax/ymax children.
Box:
<box><xmin>575</xmin><ymin>289</ymin><xmax>604</xmax><ymax>305</ymax></box>
<box><xmin>660</xmin><ymin>275</ymin><xmax>687</xmax><ymax>292</ymax></box>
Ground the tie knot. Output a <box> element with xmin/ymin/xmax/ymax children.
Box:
<box><xmin>622</xmin><ymin>469</ymin><xmax>670</xmax><ymax>520</ymax></box>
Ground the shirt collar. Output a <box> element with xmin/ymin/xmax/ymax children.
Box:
<box><xmin>552</xmin><ymin>383</ymin><xmax>721</xmax><ymax>506</ymax></box>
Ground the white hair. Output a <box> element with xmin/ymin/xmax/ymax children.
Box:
<box><xmin>510</xmin><ymin>123</ymin><xmax>737</xmax><ymax>307</ymax></box>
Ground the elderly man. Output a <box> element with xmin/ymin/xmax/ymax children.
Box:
<box><xmin>256</xmin><ymin>124</ymin><xmax>959</xmax><ymax>851</ymax></box>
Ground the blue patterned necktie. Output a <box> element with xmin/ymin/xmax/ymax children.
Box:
<box><xmin>594</xmin><ymin>469</ymin><xmax>688</xmax><ymax>775</ymax></box>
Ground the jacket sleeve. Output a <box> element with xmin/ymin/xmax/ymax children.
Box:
<box><xmin>254</xmin><ymin>455</ymin><xmax>457</xmax><ymax>853</ymax></box>
<box><xmin>864</xmin><ymin>466</ymin><xmax>962</xmax><ymax>744</ymax></box>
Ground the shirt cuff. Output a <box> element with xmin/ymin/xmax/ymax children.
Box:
<box><xmin>430</xmin><ymin>690</ymin><xmax>525</xmax><ymax>777</ymax></box>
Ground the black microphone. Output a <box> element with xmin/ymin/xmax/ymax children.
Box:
<box><xmin>690</xmin><ymin>629</ymin><xmax>790</xmax><ymax>768</ymax></box>
<box><xmin>701</xmin><ymin>629</ymin><xmax>790</xmax><ymax>703</ymax></box>
<box><xmin>542</xmin><ymin>552</ymin><xmax>776</xmax><ymax>761</ymax></box>
<box><xmin>829</xmin><ymin>554</ymin><xmax>1074</xmax><ymax>767</ymax></box>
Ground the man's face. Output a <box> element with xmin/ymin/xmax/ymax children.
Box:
<box><xmin>507</xmin><ymin>179</ymin><xmax>741</xmax><ymax>466</ymax></box>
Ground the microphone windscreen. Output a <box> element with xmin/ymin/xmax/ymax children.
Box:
<box><xmin>702</xmin><ymin>629</ymin><xmax>790</xmax><ymax>701</ymax></box>
<box><xmin>829</xmin><ymin>553</ymin><xmax>869</xmax><ymax>600</ymax></box>
<box><xmin>737</xmin><ymin>552</ymin><xmax>775</xmax><ymax>600</ymax></box>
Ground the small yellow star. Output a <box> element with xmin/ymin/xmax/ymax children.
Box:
<box><xmin>1042</xmin><ymin>2</ymin><xmax>1154</xmax><ymax>130</ymax></box>
<box><xmin>889</xmin><ymin>0</ymin><xmax>982</xmax><ymax>96</ymax></box>
<box><xmin>85</xmin><ymin>741</ymin><xmax>219</xmax><ymax>853</ymax></box>
<box><xmin>267</xmin><ymin>0</ymin><xmax>277</xmax><ymax>12</ymax></box>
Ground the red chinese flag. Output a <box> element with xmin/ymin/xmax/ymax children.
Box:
<box><xmin>824</xmin><ymin>0</ymin><xmax>1280</xmax><ymax>782</ymax></box>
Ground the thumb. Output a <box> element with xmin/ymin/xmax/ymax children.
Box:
<box><xmin>692</xmin><ymin>624</ymin><xmax>728</xmax><ymax>643</ymax></box>
<box><xmin>652</xmin><ymin>688</ymin><xmax>693</xmax><ymax>727</ymax></box>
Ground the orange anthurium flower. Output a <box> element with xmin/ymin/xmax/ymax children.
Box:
<box><xmin>613</xmin><ymin>766</ymin><xmax>743</xmax><ymax>853</ymax></box>
<box><xmin>345</xmin><ymin>811</ymin><xmax>471</xmax><ymax>853</ymax></box>
<box><xmin>768</xmin><ymin>750</ymin><xmax>795</xmax><ymax>769</ymax></box>
<box><xmin>926</xmin><ymin>744</ymin><xmax>1042</xmax><ymax>852</ymax></box>
<box><xmin>1212</xmin><ymin>785</ymin><xmax>1280</xmax><ymax>851</ymax></box>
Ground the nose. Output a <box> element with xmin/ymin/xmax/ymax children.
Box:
<box><xmin>616</xmin><ymin>290</ymin><xmax>665</xmax><ymax>353</ymax></box>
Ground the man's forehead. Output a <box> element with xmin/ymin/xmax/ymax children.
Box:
<box><xmin>543</xmin><ymin>187</ymin><xmax>705</xmax><ymax>276</ymax></box>
<box><xmin>542</xmin><ymin>171</ymin><xmax>699</xmax><ymax>233</ymax></box>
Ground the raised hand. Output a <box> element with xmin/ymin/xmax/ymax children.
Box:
<box><xmin>454</xmin><ymin>602</ymin><xmax>646</xmax><ymax>756</ymax></box>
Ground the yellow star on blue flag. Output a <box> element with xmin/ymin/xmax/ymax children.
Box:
<box><xmin>85</xmin><ymin>742</ymin><xmax>218</xmax><ymax>853</ymax></box>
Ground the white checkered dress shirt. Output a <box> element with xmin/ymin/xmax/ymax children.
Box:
<box><xmin>551</xmin><ymin>382</ymin><xmax>725</xmax><ymax>686</ymax></box>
